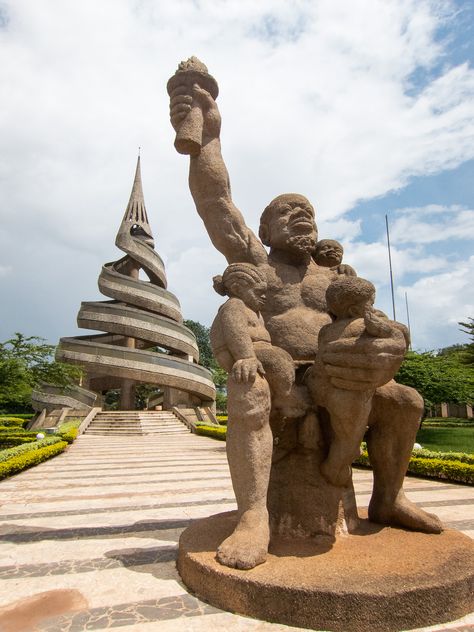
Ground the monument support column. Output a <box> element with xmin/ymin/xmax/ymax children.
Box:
<box><xmin>120</xmin><ymin>263</ymin><xmax>140</xmax><ymax>410</ymax></box>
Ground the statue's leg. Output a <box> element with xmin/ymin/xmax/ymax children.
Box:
<box><xmin>217</xmin><ymin>373</ymin><xmax>272</xmax><ymax>570</ymax></box>
<box><xmin>367</xmin><ymin>380</ymin><xmax>442</xmax><ymax>533</ymax></box>
<box><xmin>321</xmin><ymin>390</ymin><xmax>372</xmax><ymax>487</ymax></box>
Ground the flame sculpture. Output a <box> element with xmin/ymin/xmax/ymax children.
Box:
<box><xmin>55</xmin><ymin>157</ymin><xmax>215</xmax><ymax>409</ymax></box>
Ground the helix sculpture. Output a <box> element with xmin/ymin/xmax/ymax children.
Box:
<box><xmin>55</xmin><ymin>157</ymin><xmax>215</xmax><ymax>410</ymax></box>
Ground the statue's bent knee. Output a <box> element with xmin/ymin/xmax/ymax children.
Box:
<box><xmin>370</xmin><ymin>380</ymin><xmax>424</xmax><ymax>428</ymax></box>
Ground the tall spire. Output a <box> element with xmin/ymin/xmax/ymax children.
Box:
<box><xmin>116</xmin><ymin>156</ymin><xmax>154</xmax><ymax>246</ymax></box>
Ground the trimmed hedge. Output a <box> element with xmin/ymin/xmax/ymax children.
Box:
<box><xmin>354</xmin><ymin>451</ymin><xmax>474</xmax><ymax>485</ymax></box>
<box><xmin>195</xmin><ymin>424</ymin><xmax>227</xmax><ymax>440</ymax></box>
<box><xmin>412</xmin><ymin>448</ymin><xmax>474</xmax><ymax>465</ymax></box>
<box><xmin>408</xmin><ymin>456</ymin><xmax>474</xmax><ymax>484</ymax></box>
<box><xmin>0</xmin><ymin>417</ymin><xmax>28</xmax><ymax>427</ymax></box>
<box><xmin>57</xmin><ymin>419</ymin><xmax>81</xmax><ymax>444</ymax></box>
<box><xmin>0</xmin><ymin>438</ymin><xmax>37</xmax><ymax>449</ymax></box>
<box><xmin>0</xmin><ymin>426</ymin><xmax>41</xmax><ymax>449</ymax></box>
<box><xmin>422</xmin><ymin>421</ymin><xmax>474</xmax><ymax>427</ymax></box>
<box><xmin>0</xmin><ymin>436</ymin><xmax>63</xmax><ymax>463</ymax></box>
<box><xmin>0</xmin><ymin>413</ymin><xmax>34</xmax><ymax>420</ymax></box>
<box><xmin>0</xmin><ymin>441</ymin><xmax>68</xmax><ymax>479</ymax></box>
<box><xmin>426</xmin><ymin>417</ymin><xmax>473</xmax><ymax>423</ymax></box>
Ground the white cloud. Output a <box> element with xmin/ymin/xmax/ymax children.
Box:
<box><xmin>343</xmin><ymin>240</ymin><xmax>448</xmax><ymax>286</ymax></box>
<box><xmin>398</xmin><ymin>256</ymin><xmax>474</xmax><ymax>350</ymax></box>
<box><xmin>318</xmin><ymin>217</ymin><xmax>362</xmax><ymax>243</ymax></box>
<box><xmin>0</xmin><ymin>0</ymin><xmax>473</xmax><ymax>351</ymax></box>
<box><xmin>0</xmin><ymin>265</ymin><xmax>12</xmax><ymax>278</ymax></box>
<box><xmin>389</xmin><ymin>204</ymin><xmax>474</xmax><ymax>244</ymax></box>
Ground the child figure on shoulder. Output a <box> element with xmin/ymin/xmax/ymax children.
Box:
<box><xmin>313</xmin><ymin>239</ymin><xmax>356</xmax><ymax>277</ymax></box>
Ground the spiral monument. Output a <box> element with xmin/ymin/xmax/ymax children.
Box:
<box><xmin>55</xmin><ymin>157</ymin><xmax>215</xmax><ymax>410</ymax></box>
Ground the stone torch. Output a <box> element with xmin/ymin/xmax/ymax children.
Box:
<box><xmin>167</xmin><ymin>57</ymin><xmax>219</xmax><ymax>157</ymax></box>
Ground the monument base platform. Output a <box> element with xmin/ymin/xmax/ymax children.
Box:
<box><xmin>177</xmin><ymin>511</ymin><xmax>474</xmax><ymax>632</ymax></box>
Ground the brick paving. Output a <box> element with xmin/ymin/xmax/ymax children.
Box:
<box><xmin>0</xmin><ymin>431</ymin><xmax>473</xmax><ymax>632</ymax></box>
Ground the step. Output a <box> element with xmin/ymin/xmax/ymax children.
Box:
<box><xmin>84</xmin><ymin>409</ymin><xmax>188</xmax><ymax>436</ymax></box>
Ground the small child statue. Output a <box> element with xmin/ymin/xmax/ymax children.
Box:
<box><xmin>307</xmin><ymin>276</ymin><xmax>409</xmax><ymax>487</ymax></box>
<box><xmin>210</xmin><ymin>262</ymin><xmax>307</xmax><ymax>418</ymax></box>
<box><xmin>313</xmin><ymin>239</ymin><xmax>357</xmax><ymax>277</ymax></box>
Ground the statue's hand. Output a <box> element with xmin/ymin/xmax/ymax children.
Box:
<box><xmin>232</xmin><ymin>357</ymin><xmax>265</xmax><ymax>384</ymax></box>
<box><xmin>321</xmin><ymin>335</ymin><xmax>406</xmax><ymax>391</ymax></box>
<box><xmin>336</xmin><ymin>263</ymin><xmax>357</xmax><ymax>277</ymax></box>
<box><xmin>169</xmin><ymin>84</ymin><xmax>221</xmax><ymax>141</ymax></box>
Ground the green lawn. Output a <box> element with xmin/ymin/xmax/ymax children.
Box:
<box><xmin>416</xmin><ymin>426</ymin><xmax>474</xmax><ymax>454</ymax></box>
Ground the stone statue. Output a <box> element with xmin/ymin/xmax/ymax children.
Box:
<box><xmin>307</xmin><ymin>276</ymin><xmax>409</xmax><ymax>487</ymax></box>
<box><xmin>168</xmin><ymin>58</ymin><xmax>442</xmax><ymax>571</ymax></box>
<box><xmin>312</xmin><ymin>238</ymin><xmax>356</xmax><ymax>277</ymax></box>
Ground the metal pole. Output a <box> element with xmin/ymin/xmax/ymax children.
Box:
<box><xmin>385</xmin><ymin>214</ymin><xmax>396</xmax><ymax>320</ymax></box>
<box><xmin>405</xmin><ymin>291</ymin><xmax>412</xmax><ymax>350</ymax></box>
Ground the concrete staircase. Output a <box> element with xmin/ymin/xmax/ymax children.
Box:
<box><xmin>84</xmin><ymin>410</ymin><xmax>189</xmax><ymax>436</ymax></box>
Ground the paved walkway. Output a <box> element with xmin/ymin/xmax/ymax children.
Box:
<box><xmin>0</xmin><ymin>432</ymin><xmax>473</xmax><ymax>632</ymax></box>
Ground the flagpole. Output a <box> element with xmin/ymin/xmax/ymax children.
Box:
<box><xmin>385</xmin><ymin>214</ymin><xmax>396</xmax><ymax>320</ymax></box>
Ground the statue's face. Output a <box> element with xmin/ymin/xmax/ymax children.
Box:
<box><xmin>265</xmin><ymin>195</ymin><xmax>317</xmax><ymax>254</ymax></box>
<box><xmin>232</xmin><ymin>279</ymin><xmax>267</xmax><ymax>312</ymax></box>
<box><xmin>345</xmin><ymin>293</ymin><xmax>375</xmax><ymax>318</ymax></box>
<box><xmin>314</xmin><ymin>240</ymin><xmax>343</xmax><ymax>267</ymax></box>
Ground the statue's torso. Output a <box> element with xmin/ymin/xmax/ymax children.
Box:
<box><xmin>260</xmin><ymin>257</ymin><xmax>334</xmax><ymax>361</ymax></box>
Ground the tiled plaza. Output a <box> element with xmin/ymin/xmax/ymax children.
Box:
<box><xmin>0</xmin><ymin>429</ymin><xmax>473</xmax><ymax>632</ymax></box>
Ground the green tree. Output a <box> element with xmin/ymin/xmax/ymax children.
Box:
<box><xmin>184</xmin><ymin>319</ymin><xmax>228</xmax><ymax>409</ymax></box>
<box><xmin>0</xmin><ymin>333</ymin><xmax>82</xmax><ymax>413</ymax></box>
<box><xmin>395</xmin><ymin>350</ymin><xmax>474</xmax><ymax>410</ymax></box>
<box><xmin>184</xmin><ymin>320</ymin><xmax>214</xmax><ymax>369</ymax></box>
<box><xmin>459</xmin><ymin>317</ymin><xmax>474</xmax><ymax>366</ymax></box>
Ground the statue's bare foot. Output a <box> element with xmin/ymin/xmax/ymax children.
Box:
<box><xmin>216</xmin><ymin>508</ymin><xmax>270</xmax><ymax>570</ymax></box>
<box><xmin>369</xmin><ymin>491</ymin><xmax>443</xmax><ymax>533</ymax></box>
<box><xmin>320</xmin><ymin>459</ymin><xmax>351</xmax><ymax>487</ymax></box>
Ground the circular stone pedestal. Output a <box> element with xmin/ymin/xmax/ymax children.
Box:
<box><xmin>178</xmin><ymin>511</ymin><xmax>474</xmax><ymax>632</ymax></box>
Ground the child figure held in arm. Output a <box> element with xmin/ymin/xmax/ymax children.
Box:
<box><xmin>313</xmin><ymin>239</ymin><xmax>356</xmax><ymax>277</ymax></box>
<box><xmin>307</xmin><ymin>276</ymin><xmax>410</xmax><ymax>487</ymax></box>
<box><xmin>210</xmin><ymin>263</ymin><xmax>307</xmax><ymax>418</ymax></box>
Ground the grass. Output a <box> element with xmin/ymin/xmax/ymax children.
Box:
<box><xmin>416</xmin><ymin>426</ymin><xmax>474</xmax><ymax>454</ymax></box>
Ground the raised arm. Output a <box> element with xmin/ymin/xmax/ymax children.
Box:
<box><xmin>169</xmin><ymin>82</ymin><xmax>267</xmax><ymax>266</ymax></box>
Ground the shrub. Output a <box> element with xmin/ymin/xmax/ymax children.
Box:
<box><xmin>407</xmin><ymin>456</ymin><xmax>474</xmax><ymax>485</ymax></box>
<box><xmin>422</xmin><ymin>421</ymin><xmax>474</xmax><ymax>427</ymax></box>
<box><xmin>0</xmin><ymin>413</ymin><xmax>34</xmax><ymax>420</ymax></box>
<box><xmin>0</xmin><ymin>436</ymin><xmax>37</xmax><ymax>449</ymax></box>
<box><xmin>57</xmin><ymin>419</ymin><xmax>81</xmax><ymax>444</ymax></box>
<box><xmin>0</xmin><ymin>426</ymin><xmax>41</xmax><ymax>448</ymax></box>
<box><xmin>354</xmin><ymin>451</ymin><xmax>474</xmax><ymax>485</ymax></box>
<box><xmin>0</xmin><ymin>436</ymin><xmax>63</xmax><ymax>463</ymax></box>
<box><xmin>0</xmin><ymin>441</ymin><xmax>68</xmax><ymax>479</ymax></box>
<box><xmin>195</xmin><ymin>424</ymin><xmax>227</xmax><ymax>441</ymax></box>
<box><xmin>0</xmin><ymin>417</ymin><xmax>28</xmax><ymax>427</ymax></box>
<box><xmin>412</xmin><ymin>448</ymin><xmax>474</xmax><ymax>465</ymax></box>
<box><xmin>426</xmin><ymin>417</ymin><xmax>473</xmax><ymax>423</ymax></box>
<box><xmin>216</xmin><ymin>415</ymin><xmax>228</xmax><ymax>425</ymax></box>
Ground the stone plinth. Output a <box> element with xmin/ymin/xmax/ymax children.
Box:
<box><xmin>178</xmin><ymin>510</ymin><xmax>474</xmax><ymax>632</ymax></box>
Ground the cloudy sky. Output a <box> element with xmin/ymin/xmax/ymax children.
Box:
<box><xmin>0</xmin><ymin>0</ymin><xmax>473</xmax><ymax>352</ymax></box>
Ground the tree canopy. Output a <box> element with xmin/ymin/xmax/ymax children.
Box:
<box><xmin>458</xmin><ymin>317</ymin><xmax>474</xmax><ymax>366</ymax></box>
<box><xmin>395</xmin><ymin>348</ymin><xmax>474</xmax><ymax>408</ymax></box>
<box><xmin>0</xmin><ymin>333</ymin><xmax>82</xmax><ymax>413</ymax></box>
<box><xmin>184</xmin><ymin>320</ymin><xmax>228</xmax><ymax>410</ymax></box>
<box><xmin>184</xmin><ymin>320</ymin><xmax>215</xmax><ymax>370</ymax></box>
